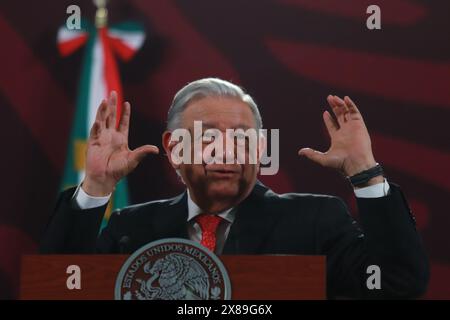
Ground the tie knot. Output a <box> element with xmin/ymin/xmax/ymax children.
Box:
<box><xmin>195</xmin><ymin>214</ymin><xmax>223</xmax><ymax>252</ymax></box>
<box><xmin>195</xmin><ymin>214</ymin><xmax>222</xmax><ymax>234</ymax></box>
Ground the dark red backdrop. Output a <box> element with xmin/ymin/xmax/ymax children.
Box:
<box><xmin>0</xmin><ymin>0</ymin><xmax>448</xmax><ymax>299</ymax></box>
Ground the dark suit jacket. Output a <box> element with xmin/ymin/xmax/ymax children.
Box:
<box><xmin>40</xmin><ymin>181</ymin><xmax>429</xmax><ymax>299</ymax></box>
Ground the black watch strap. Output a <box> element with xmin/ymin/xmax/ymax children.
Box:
<box><xmin>348</xmin><ymin>163</ymin><xmax>384</xmax><ymax>187</ymax></box>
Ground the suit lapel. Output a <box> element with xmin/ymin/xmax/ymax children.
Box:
<box><xmin>222</xmin><ymin>181</ymin><xmax>275</xmax><ymax>254</ymax></box>
<box><xmin>152</xmin><ymin>191</ymin><xmax>190</xmax><ymax>240</ymax></box>
<box><xmin>152</xmin><ymin>181</ymin><xmax>276</xmax><ymax>254</ymax></box>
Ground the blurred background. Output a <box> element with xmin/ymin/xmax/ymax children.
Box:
<box><xmin>0</xmin><ymin>0</ymin><xmax>449</xmax><ymax>299</ymax></box>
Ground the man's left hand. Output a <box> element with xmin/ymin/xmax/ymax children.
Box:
<box><xmin>299</xmin><ymin>95</ymin><xmax>383</xmax><ymax>186</ymax></box>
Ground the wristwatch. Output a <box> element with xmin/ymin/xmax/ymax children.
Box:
<box><xmin>348</xmin><ymin>163</ymin><xmax>384</xmax><ymax>187</ymax></box>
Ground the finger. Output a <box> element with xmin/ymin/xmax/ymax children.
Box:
<box><xmin>327</xmin><ymin>95</ymin><xmax>348</xmax><ymax>124</ymax></box>
<box><xmin>327</xmin><ymin>95</ymin><xmax>345</xmax><ymax>117</ymax></box>
<box><xmin>344</xmin><ymin>96</ymin><xmax>361</xmax><ymax>115</ymax></box>
<box><xmin>129</xmin><ymin>145</ymin><xmax>160</xmax><ymax>165</ymax></box>
<box><xmin>298</xmin><ymin>148</ymin><xmax>327</xmax><ymax>166</ymax></box>
<box><xmin>119</xmin><ymin>101</ymin><xmax>131</xmax><ymax>134</ymax></box>
<box><xmin>343</xmin><ymin>96</ymin><xmax>363</xmax><ymax>121</ymax></box>
<box><xmin>89</xmin><ymin>121</ymin><xmax>101</xmax><ymax>139</ymax></box>
<box><xmin>107</xmin><ymin>91</ymin><xmax>117</xmax><ymax>129</ymax></box>
<box><xmin>106</xmin><ymin>114</ymin><xmax>114</xmax><ymax>129</ymax></box>
<box><xmin>95</xmin><ymin>100</ymin><xmax>108</xmax><ymax>126</ymax></box>
<box><xmin>109</xmin><ymin>90</ymin><xmax>117</xmax><ymax>111</ymax></box>
<box><xmin>334</xmin><ymin>95</ymin><xmax>350</xmax><ymax>119</ymax></box>
<box><xmin>323</xmin><ymin>110</ymin><xmax>339</xmax><ymax>136</ymax></box>
<box><xmin>333</xmin><ymin>95</ymin><xmax>346</xmax><ymax>108</ymax></box>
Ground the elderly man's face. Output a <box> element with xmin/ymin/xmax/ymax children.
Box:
<box><xmin>165</xmin><ymin>96</ymin><xmax>261</xmax><ymax>211</ymax></box>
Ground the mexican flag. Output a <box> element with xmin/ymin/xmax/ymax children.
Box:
<box><xmin>57</xmin><ymin>20</ymin><xmax>145</xmax><ymax>230</ymax></box>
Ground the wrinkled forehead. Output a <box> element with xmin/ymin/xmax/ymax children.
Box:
<box><xmin>180</xmin><ymin>96</ymin><xmax>257</xmax><ymax>131</ymax></box>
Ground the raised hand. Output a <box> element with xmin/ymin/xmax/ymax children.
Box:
<box><xmin>299</xmin><ymin>95</ymin><xmax>382</xmax><ymax>186</ymax></box>
<box><xmin>82</xmin><ymin>91</ymin><xmax>159</xmax><ymax>196</ymax></box>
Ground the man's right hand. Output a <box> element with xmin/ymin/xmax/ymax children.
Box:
<box><xmin>82</xmin><ymin>91</ymin><xmax>159</xmax><ymax>196</ymax></box>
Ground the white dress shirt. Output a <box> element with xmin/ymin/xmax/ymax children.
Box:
<box><xmin>73</xmin><ymin>179</ymin><xmax>390</xmax><ymax>253</ymax></box>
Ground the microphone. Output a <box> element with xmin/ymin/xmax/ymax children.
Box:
<box><xmin>118</xmin><ymin>236</ymin><xmax>131</xmax><ymax>254</ymax></box>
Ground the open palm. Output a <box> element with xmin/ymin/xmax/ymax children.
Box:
<box><xmin>299</xmin><ymin>95</ymin><xmax>377</xmax><ymax>177</ymax></box>
<box><xmin>83</xmin><ymin>91</ymin><xmax>159</xmax><ymax>196</ymax></box>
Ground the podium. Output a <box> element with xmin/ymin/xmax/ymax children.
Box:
<box><xmin>20</xmin><ymin>255</ymin><xmax>326</xmax><ymax>300</ymax></box>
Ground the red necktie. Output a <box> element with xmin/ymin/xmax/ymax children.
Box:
<box><xmin>195</xmin><ymin>214</ymin><xmax>223</xmax><ymax>252</ymax></box>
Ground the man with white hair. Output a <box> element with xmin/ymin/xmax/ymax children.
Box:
<box><xmin>41</xmin><ymin>78</ymin><xmax>428</xmax><ymax>299</ymax></box>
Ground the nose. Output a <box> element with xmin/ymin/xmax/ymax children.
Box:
<box><xmin>215</xmin><ymin>131</ymin><xmax>235</xmax><ymax>164</ymax></box>
<box><xmin>222</xmin><ymin>135</ymin><xmax>236</xmax><ymax>164</ymax></box>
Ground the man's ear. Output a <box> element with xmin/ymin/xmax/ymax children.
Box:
<box><xmin>162</xmin><ymin>130</ymin><xmax>181</xmax><ymax>170</ymax></box>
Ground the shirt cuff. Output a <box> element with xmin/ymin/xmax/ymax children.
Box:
<box><xmin>72</xmin><ymin>183</ymin><xmax>111</xmax><ymax>209</ymax></box>
<box><xmin>354</xmin><ymin>178</ymin><xmax>390</xmax><ymax>198</ymax></box>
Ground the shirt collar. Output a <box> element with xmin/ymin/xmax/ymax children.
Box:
<box><xmin>186</xmin><ymin>189</ymin><xmax>235</xmax><ymax>223</ymax></box>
